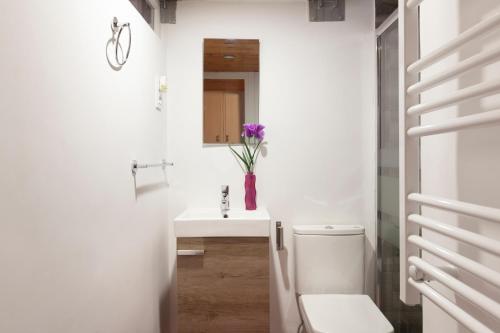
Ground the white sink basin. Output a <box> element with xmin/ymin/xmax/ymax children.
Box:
<box><xmin>174</xmin><ymin>208</ymin><xmax>271</xmax><ymax>237</ymax></box>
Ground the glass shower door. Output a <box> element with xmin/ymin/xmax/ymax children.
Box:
<box><xmin>377</xmin><ymin>19</ymin><xmax>422</xmax><ymax>333</ymax></box>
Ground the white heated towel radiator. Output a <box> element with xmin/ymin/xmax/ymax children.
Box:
<box><xmin>399</xmin><ymin>1</ymin><xmax>500</xmax><ymax>332</ymax></box>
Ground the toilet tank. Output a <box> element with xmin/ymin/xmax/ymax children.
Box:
<box><xmin>293</xmin><ymin>225</ymin><xmax>365</xmax><ymax>295</ymax></box>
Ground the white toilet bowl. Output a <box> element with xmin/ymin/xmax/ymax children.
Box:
<box><xmin>299</xmin><ymin>294</ymin><xmax>393</xmax><ymax>333</ymax></box>
<box><xmin>293</xmin><ymin>225</ymin><xmax>394</xmax><ymax>333</ymax></box>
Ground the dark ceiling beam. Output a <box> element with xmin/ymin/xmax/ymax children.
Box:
<box><xmin>159</xmin><ymin>0</ymin><xmax>397</xmax><ymax>27</ymax></box>
<box><xmin>309</xmin><ymin>0</ymin><xmax>345</xmax><ymax>22</ymax></box>
<box><xmin>159</xmin><ymin>0</ymin><xmax>177</xmax><ymax>24</ymax></box>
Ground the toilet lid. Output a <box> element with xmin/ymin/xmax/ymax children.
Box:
<box><xmin>299</xmin><ymin>294</ymin><xmax>394</xmax><ymax>333</ymax></box>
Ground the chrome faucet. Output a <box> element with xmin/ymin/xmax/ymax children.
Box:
<box><xmin>221</xmin><ymin>185</ymin><xmax>230</xmax><ymax>218</ymax></box>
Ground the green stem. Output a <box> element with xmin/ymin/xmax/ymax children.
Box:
<box><xmin>229</xmin><ymin>144</ymin><xmax>250</xmax><ymax>172</ymax></box>
<box><xmin>251</xmin><ymin>141</ymin><xmax>264</xmax><ymax>172</ymax></box>
<box><xmin>243</xmin><ymin>140</ymin><xmax>253</xmax><ymax>166</ymax></box>
<box><xmin>251</xmin><ymin>140</ymin><xmax>262</xmax><ymax>161</ymax></box>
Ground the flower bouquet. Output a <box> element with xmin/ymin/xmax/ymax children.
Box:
<box><xmin>228</xmin><ymin>123</ymin><xmax>265</xmax><ymax>210</ymax></box>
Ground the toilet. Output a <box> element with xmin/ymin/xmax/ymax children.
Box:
<box><xmin>293</xmin><ymin>225</ymin><xmax>394</xmax><ymax>333</ymax></box>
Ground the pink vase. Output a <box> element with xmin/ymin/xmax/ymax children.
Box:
<box><xmin>245</xmin><ymin>172</ymin><xmax>257</xmax><ymax>210</ymax></box>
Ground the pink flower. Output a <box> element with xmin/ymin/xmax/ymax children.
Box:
<box><xmin>242</xmin><ymin>123</ymin><xmax>265</xmax><ymax>140</ymax></box>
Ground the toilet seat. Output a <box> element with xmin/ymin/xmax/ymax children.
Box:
<box><xmin>298</xmin><ymin>294</ymin><xmax>394</xmax><ymax>333</ymax></box>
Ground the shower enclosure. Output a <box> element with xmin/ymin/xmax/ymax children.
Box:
<box><xmin>376</xmin><ymin>18</ymin><xmax>422</xmax><ymax>333</ymax></box>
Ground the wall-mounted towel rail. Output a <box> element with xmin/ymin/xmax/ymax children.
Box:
<box><xmin>407</xmin><ymin>44</ymin><xmax>500</xmax><ymax>94</ymax></box>
<box><xmin>409</xmin><ymin>256</ymin><xmax>500</xmax><ymax>321</ymax></box>
<box><xmin>407</xmin><ymin>78</ymin><xmax>500</xmax><ymax>116</ymax></box>
<box><xmin>131</xmin><ymin>159</ymin><xmax>173</xmax><ymax>176</ymax></box>
<box><xmin>399</xmin><ymin>0</ymin><xmax>500</xmax><ymax>331</ymax></box>
<box><xmin>408</xmin><ymin>235</ymin><xmax>500</xmax><ymax>289</ymax></box>
<box><xmin>406</xmin><ymin>11</ymin><xmax>500</xmax><ymax>73</ymax></box>
<box><xmin>408</xmin><ymin>278</ymin><xmax>495</xmax><ymax>333</ymax></box>
<box><xmin>407</xmin><ymin>214</ymin><xmax>500</xmax><ymax>256</ymax></box>
<box><xmin>407</xmin><ymin>109</ymin><xmax>500</xmax><ymax>137</ymax></box>
<box><xmin>408</xmin><ymin>193</ymin><xmax>500</xmax><ymax>222</ymax></box>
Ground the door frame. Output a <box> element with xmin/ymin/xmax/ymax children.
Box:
<box><xmin>375</xmin><ymin>10</ymin><xmax>398</xmax><ymax>307</ymax></box>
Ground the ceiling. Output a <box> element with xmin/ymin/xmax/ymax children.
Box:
<box><xmin>204</xmin><ymin>39</ymin><xmax>260</xmax><ymax>72</ymax></box>
<box><xmin>161</xmin><ymin>1</ymin><xmax>398</xmax><ymax>29</ymax></box>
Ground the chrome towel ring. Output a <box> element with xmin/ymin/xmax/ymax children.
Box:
<box><xmin>111</xmin><ymin>17</ymin><xmax>131</xmax><ymax>66</ymax></box>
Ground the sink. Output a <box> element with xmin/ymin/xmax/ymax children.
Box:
<box><xmin>174</xmin><ymin>208</ymin><xmax>271</xmax><ymax>237</ymax></box>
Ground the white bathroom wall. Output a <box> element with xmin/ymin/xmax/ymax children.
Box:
<box><xmin>163</xmin><ymin>1</ymin><xmax>376</xmax><ymax>332</ymax></box>
<box><xmin>419</xmin><ymin>1</ymin><xmax>500</xmax><ymax>332</ymax></box>
<box><xmin>0</xmin><ymin>1</ymin><xmax>169</xmax><ymax>333</ymax></box>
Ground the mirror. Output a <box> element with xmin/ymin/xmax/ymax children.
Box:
<box><xmin>203</xmin><ymin>39</ymin><xmax>260</xmax><ymax>144</ymax></box>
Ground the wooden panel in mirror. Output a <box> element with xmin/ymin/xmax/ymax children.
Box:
<box><xmin>203</xmin><ymin>79</ymin><xmax>244</xmax><ymax>144</ymax></box>
<box><xmin>204</xmin><ymin>39</ymin><xmax>259</xmax><ymax>72</ymax></box>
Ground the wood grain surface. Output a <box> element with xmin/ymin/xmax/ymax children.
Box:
<box><xmin>177</xmin><ymin>237</ymin><xmax>269</xmax><ymax>333</ymax></box>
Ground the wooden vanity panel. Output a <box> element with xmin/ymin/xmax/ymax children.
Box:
<box><xmin>177</xmin><ymin>237</ymin><xmax>269</xmax><ymax>333</ymax></box>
